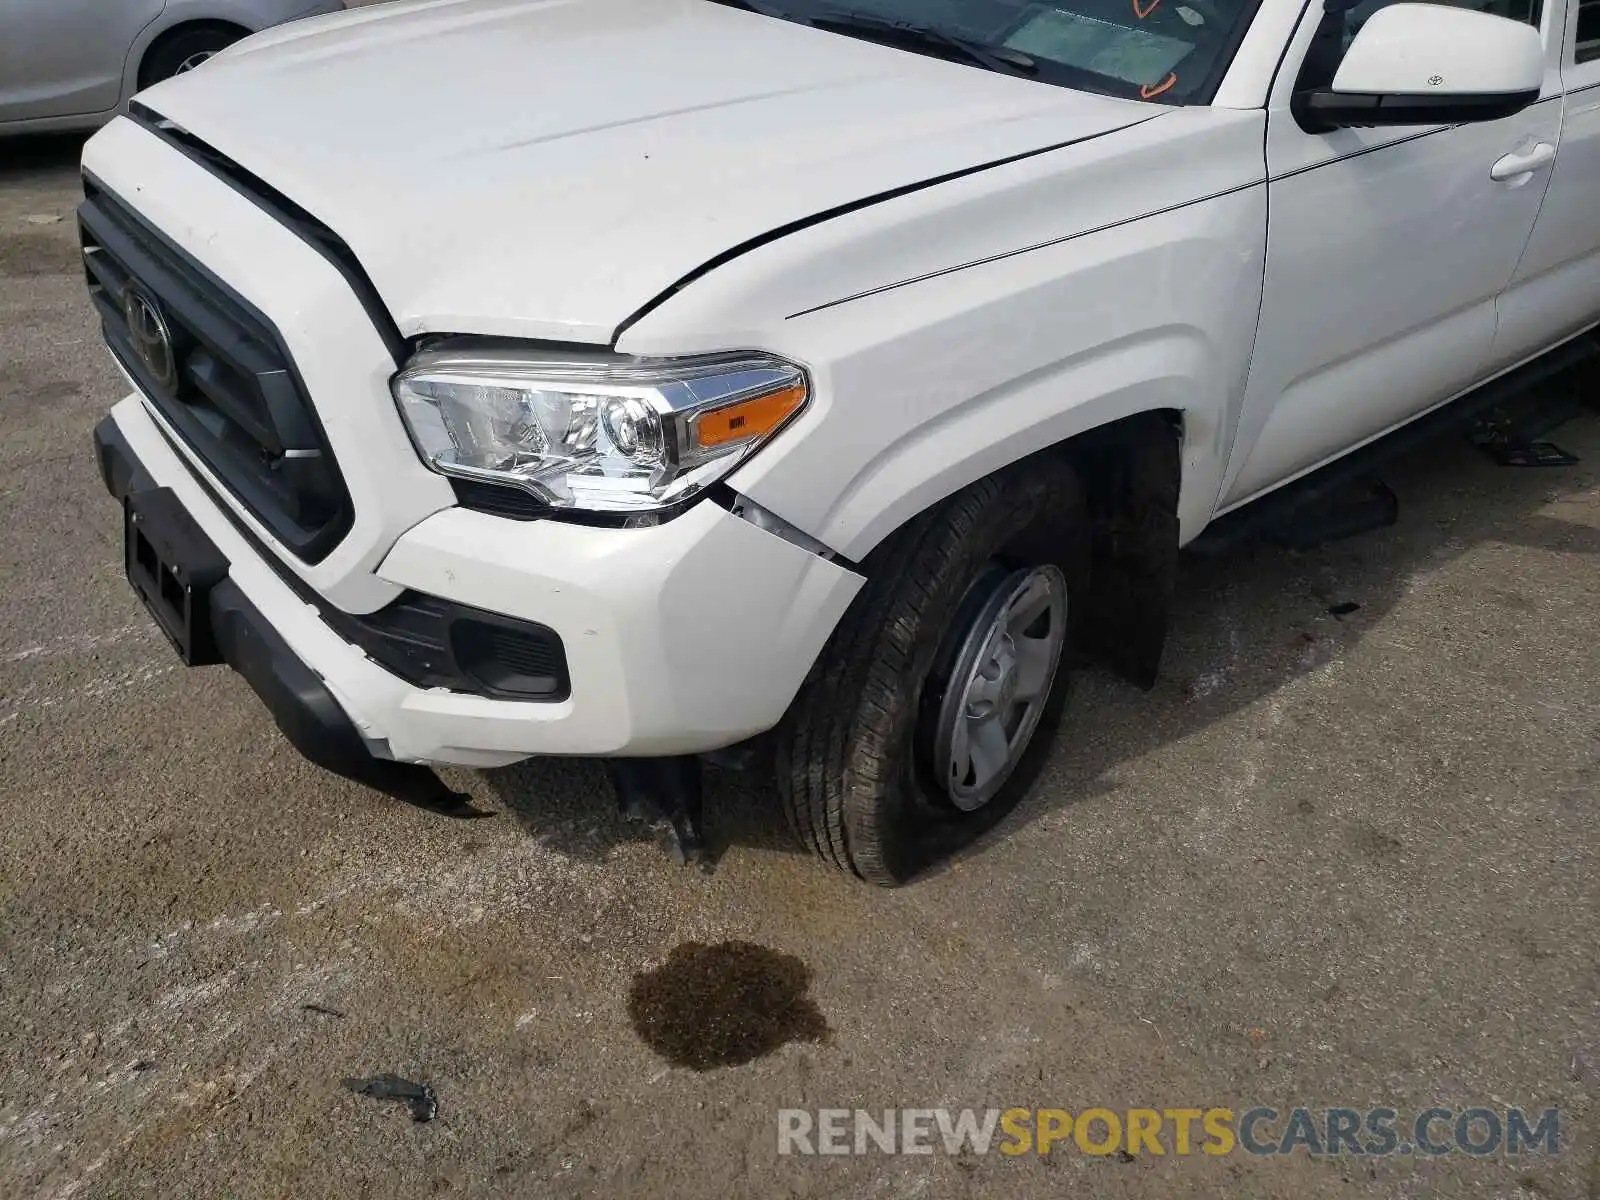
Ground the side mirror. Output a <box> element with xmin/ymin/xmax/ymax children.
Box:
<box><xmin>1296</xmin><ymin>2</ymin><xmax>1544</xmax><ymax>131</ymax></box>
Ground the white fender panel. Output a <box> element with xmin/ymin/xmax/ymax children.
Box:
<box><xmin>621</xmin><ymin>109</ymin><xmax>1268</xmax><ymax>558</ymax></box>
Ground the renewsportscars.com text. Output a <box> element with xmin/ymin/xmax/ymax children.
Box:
<box><xmin>777</xmin><ymin>1106</ymin><xmax>1561</xmax><ymax>1158</ymax></box>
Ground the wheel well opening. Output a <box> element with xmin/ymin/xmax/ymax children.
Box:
<box><xmin>856</xmin><ymin>409</ymin><xmax>1185</xmax><ymax>687</ymax></box>
<box><xmin>138</xmin><ymin>21</ymin><xmax>252</xmax><ymax>89</ymax></box>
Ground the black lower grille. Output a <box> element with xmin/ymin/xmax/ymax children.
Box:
<box><xmin>451</xmin><ymin>620</ymin><xmax>566</xmax><ymax>697</ymax></box>
<box><xmin>79</xmin><ymin>178</ymin><xmax>352</xmax><ymax>562</ymax></box>
<box><xmin>321</xmin><ymin>593</ymin><xmax>570</xmax><ymax>701</ymax></box>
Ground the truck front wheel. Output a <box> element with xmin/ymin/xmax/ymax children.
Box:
<box><xmin>776</xmin><ymin>460</ymin><xmax>1086</xmax><ymax>885</ymax></box>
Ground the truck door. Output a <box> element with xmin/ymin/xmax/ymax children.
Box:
<box><xmin>1217</xmin><ymin>0</ymin><xmax>1563</xmax><ymax>509</ymax></box>
<box><xmin>1492</xmin><ymin>0</ymin><xmax>1600</xmax><ymax>365</ymax></box>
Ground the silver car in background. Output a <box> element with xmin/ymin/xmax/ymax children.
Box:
<box><xmin>0</xmin><ymin>0</ymin><xmax>348</xmax><ymax>134</ymax></box>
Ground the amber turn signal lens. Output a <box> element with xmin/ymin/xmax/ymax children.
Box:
<box><xmin>692</xmin><ymin>383</ymin><xmax>807</xmax><ymax>450</ymax></box>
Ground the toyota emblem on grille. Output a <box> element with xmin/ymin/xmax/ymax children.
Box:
<box><xmin>122</xmin><ymin>288</ymin><xmax>178</xmax><ymax>392</ymax></box>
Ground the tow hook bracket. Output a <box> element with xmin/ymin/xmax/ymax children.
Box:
<box><xmin>605</xmin><ymin>756</ymin><xmax>709</xmax><ymax>868</ymax></box>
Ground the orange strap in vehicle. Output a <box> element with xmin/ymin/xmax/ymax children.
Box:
<box><xmin>1141</xmin><ymin>72</ymin><xmax>1178</xmax><ymax>98</ymax></box>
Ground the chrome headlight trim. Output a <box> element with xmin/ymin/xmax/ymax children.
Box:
<box><xmin>391</xmin><ymin>341</ymin><xmax>809</xmax><ymax>517</ymax></box>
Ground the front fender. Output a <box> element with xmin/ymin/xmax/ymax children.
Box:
<box><xmin>795</xmin><ymin>321</ymin><xmax>1219</xmax><ymax>561</ymax></box>
<box><xmin>747</xmin><ymin>187</ymin><xmax>1265</xmax><ymax>559</ymax></box>
<box><xmin>619</xmin><ymin>114</ymin><xmax>1267</xmax><ymax>560</ymax></box>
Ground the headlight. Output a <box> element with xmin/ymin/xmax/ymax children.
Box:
<box><xmin>392</xmin><ymin>343</ymin><xmax>808</xmax><ymax>514</ymax></box>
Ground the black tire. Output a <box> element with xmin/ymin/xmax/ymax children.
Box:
<box><xmin>775</xmin><ymin>458</ymin><xmax>1087</xmax><ymax>885</ymax></box>
<box><xmin>138</xmin><ymin>23</ymin><xmax>246</xmax><ymax>89</ymax></box>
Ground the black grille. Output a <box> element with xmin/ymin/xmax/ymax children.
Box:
<box><xmin>79</xmin><ymin>179</ymin><xmax>352</xmax><ymax>562</ymax></box>
<box><xmin>320</xmin><ymin>592</ymin><xmax>570</xmax><ymax>701</ymax></box>
<box><xmin>451</xmin><ymin>620</ymin><xmax>566</xmax><ymax>697</ymax></box>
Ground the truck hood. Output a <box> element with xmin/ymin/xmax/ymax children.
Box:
<box><xmin>140</xmin><ymin>0</ymin><xmax>1153</xmax><ymax>343</ymax></box>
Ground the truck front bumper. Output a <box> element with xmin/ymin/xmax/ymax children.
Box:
<box><xmin>96</xmin><ymin>395</ymin><xmax>863</xmax><ymax>768</ymax></box>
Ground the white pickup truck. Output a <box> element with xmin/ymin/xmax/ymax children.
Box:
<box><xmin>85</xmin><ymin>0</ymin><xmax>1599</xmax><ymax>883</ymax></box>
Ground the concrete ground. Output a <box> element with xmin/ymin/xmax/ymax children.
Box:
<box><xmin>1</xmin><ymin>126</ymin><xmax>1597</xmax><ymax>1200</ymax></box>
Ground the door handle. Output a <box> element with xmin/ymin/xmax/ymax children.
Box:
<box><xmin>1490</xmin><ymin>142</ymin><xmax>1556</xmax><ymax>183</ymax></box>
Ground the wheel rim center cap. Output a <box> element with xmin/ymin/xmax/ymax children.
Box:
<box><xmin>970</xmin><ymin>633</ymin><xmax>1019</xmax><ymax>717</ymax></box>
<box><xmin>995</xmin><ymin>660</ymin><xmax>1018</xmax><ymax>711</ymax></box>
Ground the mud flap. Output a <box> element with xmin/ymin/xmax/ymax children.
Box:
<box><xmin>1071</xmin><ymin>413</ymin><xmax>1180</xmax><ymax>690</ymax></box>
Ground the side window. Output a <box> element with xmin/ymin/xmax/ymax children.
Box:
<box><xmin>1578</xmin><ymin>0</ymin><xmax>1600</xmax><ymax>62</ymax></box>
<box><xmin>1296</xmin><ymin>0</ymin><xmax>1542</xmax><ymax>90</ymax></box>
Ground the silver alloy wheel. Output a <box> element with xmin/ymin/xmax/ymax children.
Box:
<box><xmin>175</xmin><ymin>50</ymin><xmax>216</xmax><ymax>73</ymax></box>
<box><xmin>933</xmin><ymin>564</ymin><xmax>1068</xmax><ymax>812</ymax></box>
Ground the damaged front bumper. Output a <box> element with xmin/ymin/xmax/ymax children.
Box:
<box><xmin>93</xmin><ymin>396</ymin><xmax>864</xmax><ymax>768</ymax></box>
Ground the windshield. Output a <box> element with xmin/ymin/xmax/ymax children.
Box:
<box><xmin>717</xmin><ymin>0</ymin><xmax>1257</xmax><ymax>104</ymax></box>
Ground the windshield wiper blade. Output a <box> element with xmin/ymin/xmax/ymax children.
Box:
<box><xmin>806</xmin><ymin>11</ymin><xmax>1038</xmax><ymax>76</ymax></box>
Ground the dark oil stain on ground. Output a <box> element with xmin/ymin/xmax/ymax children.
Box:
<box><xmin>628</xmin><ymin>940</ymin><xmax>829</xmax><ymax>1071</ymax></box>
